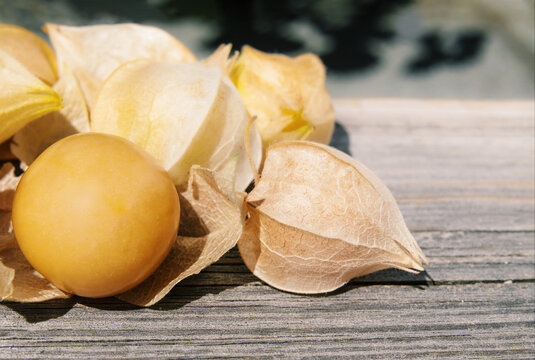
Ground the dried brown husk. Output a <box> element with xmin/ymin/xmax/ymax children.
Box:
<box><xmin>238</xmin><ymin>141</ymin><xmax>427</xmax><ymax>294</ymax></box>
<box><xmin>0</xmin><ymin>231</ymin><xmax>16</xmax><ymax>300</ymax></box>
<box><xmin>0</xmin><ymin>164</ymin><xmax>18</xmax><ymax>211</ymax></box>
<box><xmin>117</xmin><ymin>162</ymin><xmax>244</xmax><ymax>306</ymax></box>
<box><xmin>0</xmin><ymin>24</ymin><xmax>58</xmax><ymax>85</ymax></box>
<box><xmin>11</xmin><ymin>63</ymin><xmax>90</xmax><ymax>166</ymax></box>
<box><xmin>0</xmin><ymin>164</ymin><xmax>70</xmax><ymax>302</ymax></box>
<box><xmin>0</xmin><ymin>141</ymin><xmax>15</xmax><ymax>161</ymax></box>
<box><xmin>0</xmin><ymin>243</ymin><xmax>71</xmax><ymax>302</ymax></box>
<box><xmin>45</xmin><ymin>23</ymin><xmax>196</xmax><ymax>108</ymax></box>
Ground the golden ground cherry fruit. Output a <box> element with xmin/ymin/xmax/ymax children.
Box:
<box><xmin>12</xmin><ymin>133</ymin><xmax>180</xmax><ymax>298</ymax></box>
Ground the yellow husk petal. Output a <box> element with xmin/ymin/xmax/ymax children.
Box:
<box><xmin>0</xmin><ymin>49</ymin><xmax>62</xmax><ymax>144</ymax></box>
<box><xmin>230</xmin><ymin>46</ymin><xmax>335</xmax><ymax>148</ymax></box>
<box><xmin>202</xmin><ymin>43</ymin><xmax>239</xmax><ymax>75</ymax></box>
<box><xmin>0</xmin><ymin>24</ymin><xmax>58</xmax><ymax>85</ymax></box>
<box><xmin>11</xmin><ymin>63</ymin><xmax>90</xmax><ymax>165</ymax></box>
<box><xmin>45</xmin><ymin>23</ymin><xmax>196</xmax><ymax>109</ymax></box>
<box><xmin>92</xmin><ymin>60</ymin><xmax>262</xmax><ymax>191</ymax></box>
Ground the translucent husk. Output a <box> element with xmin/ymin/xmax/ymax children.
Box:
<box><xmin>230</xmin><ymin>46</ymin><xmax>335</xmax><ymax>148</ymax></box>
<box><xmin>0</xmin><ymin>24</ymin><xmax>58</xmax><ymax>85</ymax></box>
<box><xmin>202</xmin><ymin>43</ymin><xmax>239</xmax><ymax>75</ymax></box>
<box><xmin>238</xmin><ymin>141</ymin><xmax>427</xmax><ymax>294</ymax></box>
<box><xmin>45</xmin><ymin>23</ymin><xmax>196</xmax><ymax>108</ymax></box>
<box><xmin>11</xmin><ymin>63</ymin><xmax>90</xmax><ymax>165</ymax></box>
<box><xmin>91</xmin><ymin>60</ymin><xmax>262</xmax><ymax>191</ymax></box>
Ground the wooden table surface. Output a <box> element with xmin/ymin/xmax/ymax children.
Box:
<box><xmin>1</xmin><ymin>99</ymin><xmax>534</xmax><ymax>359</ymax></box>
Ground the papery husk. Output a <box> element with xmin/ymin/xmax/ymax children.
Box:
<box><xmin>230</xmin><ymin>46</ymin><xmax>335</xmax><ymax>148</ymax></box>
<box><xmin>45</xmin><ymin>23</ymin><xmax>196</xmax><ymax>108</ymax></box>
<box><xmin>0</xmin><ymin>164</ymin><xmax>18</xmax><ymax>211</ymax></box>
<box><xmin>11</xmin><ymin>63</ymin><xmax>90</xmax><ymax>165</ymax></box>
<box><xmin>0</xmin><ymin>140</ymin><xmax>15</xmax><ymax>161</ymax></box>
<box><xmin>0</xmin><ymin>164</ymin><xmax>69</xmax><ymax>302</ymax></box>
<box><xmin>202</xmin><ymin>44</ymin><xmax>239</xmax><ymax>76</ymax></box>
<box><xmin>0</xmin><ymin>24</ymin><xmax>58</xmax><ymax>85</ymax></box>
<box><xmin>92</xmin><ymin>60</ymin><xmax>262</xmax><ymax>191</ymax></box>
<box><xmin>0</xmin><ymin>244</ymin><xmax>71</xmax><ymax>302</ymax></box>
<box><xmin>0</xmin><ymin>49</ymin><xmax>62</xmax><ymax>143</ymax></box>
<box><xmin>117</xmin><ymin>163</ymin><xmax>244</xmax><ymax>307</ymax></box>
<box><xmin>238</xmin><ymin>141</ymin><xmax>427</xmax><ymax>294</ymax></box>
<box><xmin>0</xmin><ymin>232</ymin><xmax>16</xmax><ymax>300</ymax></box>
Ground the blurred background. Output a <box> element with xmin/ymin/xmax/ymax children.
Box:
<box><xmin>1</xmin><ymin>0</ymin><xmax>533</xmax><ymax>99</ymax></box>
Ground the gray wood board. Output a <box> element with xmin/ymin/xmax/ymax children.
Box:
<box><xmin>1</xmin><ymin>99</ymin><xmax>534</xmax><ymax>359</ymax></box>
<box><xmin>332</xmin><ymin>100</ymin><xmax>535</xmax><ymax>232</ymax></box>
<box><xmin>1</xmin><ymin>283</ymin><xmax>534</xmax><ymax>359</ymax></box>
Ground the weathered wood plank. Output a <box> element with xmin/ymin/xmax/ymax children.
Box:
<box><xmin>333</xmin><ymin>100</ymin><xmax>535</xmax><ymax>182</ymax></box>
<box><xmin>332</xmin><ymin>99</ymin><xmax>535</xmax><ymax>231</ymax></box>
<box><xmin>397</xmin><ymin>197</ymin><xmax>534</xmax><ymax>231</ymax></box>
<box><xmin>1</xmin><ymin>100</ymin><xmax>533</xmax><ymax>359</ymax></box>
<box><xmin>1</xmin><ymin>282</ymin><xmax>533</xmax><ymax>359</ymax></box>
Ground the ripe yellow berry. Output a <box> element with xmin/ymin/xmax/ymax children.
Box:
<box><xmin>12</xmin><ymin>133</ymin><xmax>180</xmax><ymax>298</ymax></box>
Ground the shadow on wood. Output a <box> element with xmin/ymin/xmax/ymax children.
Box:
<box><xmin>269</xmin><ymin>269</ymin><xmax>434</xmax><ymax>298</ymax></box>
<box><xmin>1</xmin><ymin>297</ymin><xmax>76</xmax><ymax>323</ymax></box>
<box><xmin>329</xmin><ymin>121</ymin><xmax>352</xmax><ymax>156</ymax></box>
<box><xmin>0</xmin><ymin>248</ymin><xmax>254</xmax><ymax>319</ymax></box>
<box><xmin>151</xmin><ymin>249</ymin><xmax>255</xmax><ymax>311</ymax></box>
<box><xmin>351</xmin><ymin>268</ymin><xmax>434</xmax><ymax>288</ymax></box>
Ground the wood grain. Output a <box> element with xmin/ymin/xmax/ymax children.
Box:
<box><xmin>1</xmin><ymin>99</ymin><xmax>534</xmax><ymax>359</ymax></box>
<box><xmin>333</xmin><ymin>99</ymin><xmax>535</xmax><ymax>231</ymax></box>
<box><xmin>1</xmin><ymin>283</ymin><xmax>533</xmax><ymax>359</ymax></box>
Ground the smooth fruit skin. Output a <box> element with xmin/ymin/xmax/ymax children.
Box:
<box><xmin>12</xmin><ymin>133</ymin><xmax>180</xmax><ymax>298</ymax></box>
